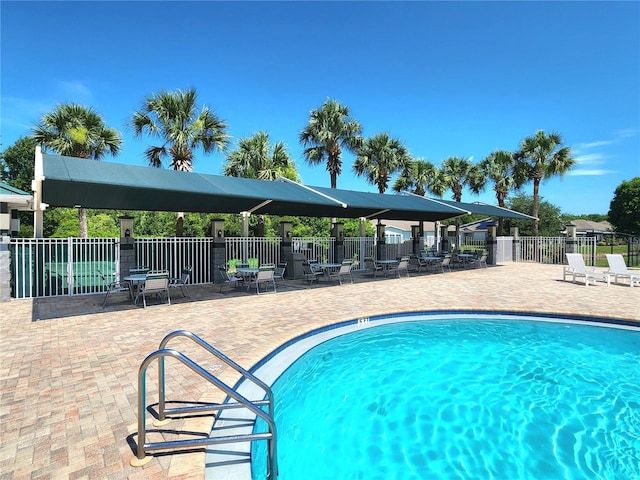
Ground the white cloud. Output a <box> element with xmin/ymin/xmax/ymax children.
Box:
<box><xmin>576</xmin><ymin>140</ymin><xmax>614</xmax><ymax>149</ymax></box>
<box><xmin>574</xmin><ymin>153</ymin><xmax>607</xmax><ymax>165</ymax></box>
<box><xmin>575</xmin><ymin>128</ymin><xmax>637</xmax><ymax>153</ymax></box>
<box><xmin>615</xmin><ymin>128</ymin><xmax>637</xmax><ymax>139</ymax></box>
<box><xmin>56</xmin><ymin>80</ymin><xmax>92</xmax><ymax>100</ymax></box>
<box><xmin>568</xmin><ymin>169</ymin><xmax>616</xmax><ymax>176</ymax></box>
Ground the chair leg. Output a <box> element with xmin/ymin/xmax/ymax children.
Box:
<box><xmin>102</xmin><ymin>289</ymin><xmax>110</xmax><ymax>308</ymax></box>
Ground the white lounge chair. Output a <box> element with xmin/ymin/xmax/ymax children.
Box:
<box><xmin>563</xmin><ymin>253</ymin><xmax>609</xmax><ymax>287</ymax></box>
<box><xmin>605</xmin><ymin>254</ymin><xmax>640</xmax><ymax>287</ymax></box>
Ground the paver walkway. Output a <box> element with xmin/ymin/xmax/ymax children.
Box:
<box><xmin>1</xmin><ymin>263</ymin><xmax>638</xmax><ymax>479</ymax></box>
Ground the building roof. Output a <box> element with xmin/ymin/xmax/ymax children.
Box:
<box><xmin>0</xmin><ymin>181</ymin><xmax>33</xmax><ymax>211</ymax></box>
<box><xmin>569</xmin><ymin>219</ymin><xmax>613</xmax><ymax>233</ymax></box>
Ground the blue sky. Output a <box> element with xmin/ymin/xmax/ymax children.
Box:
<box><xmin>2</xmin><ymin>1</ymin><xmax>639</xmax><ymax>215</ymax></box>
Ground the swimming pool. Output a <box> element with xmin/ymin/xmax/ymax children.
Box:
<box><xmin>208</xmin><ymin>313</ymin><xmax>640</xmax><ymax>479</ymax></box>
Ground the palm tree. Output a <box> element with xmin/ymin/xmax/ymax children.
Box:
<box><xmin>132</xmin><ymin>88</ymin><xmax>229</xmax><ymax>235</ymax></box>
<box><xmin>131</xmin><ymin>88</ymin><xmax>229</xmax><ymax>172</ymax></box>
<box><xmin>223</xmin><ymin>131</ymin><xmax>299</xmax><ymax>181</ymax></box>
<box><xmin>393</xmin><ymin>158</ymin><xmax>447</xmax><ymax>197</ymax></box>
<box><xmin>32</xmin><ymin>103</ymin><xmax>122</xmax><ymax>238</ymax></box>
<box><xmin>479</xmin><ymin>150</ymin><xmax>521</xmax><ymax>235</ymax></box>
<box><xmin>514</xmin><ymin>130</ymin><xmax>575</xmax><ymax>236</ymax></box>
<box><xmin>353</xmin><ymin>133</ymin><xmax>411</xmax><ymax>194</ymax></box>
<box><xmin>441</xmin><ymin>156</ymin><xmax>484</xmax><ymax>243</ymax></box>
<box><xmin>299</xmin><ymin>99</ymin><xmax>363</xmax><ymax>189</ymax></box>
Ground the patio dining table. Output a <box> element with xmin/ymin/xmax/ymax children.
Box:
<box><xmin>317</xmin><ymin>263</ymin><xmax>341</xmax><ymax>279</ymax></box>
<box><xmin>123</xmin><ymin>273</ymin><xmax>147</xmax><ymax>303</ymax></box>
<box><xmin>236</xmin><ymin>267</ymin><xmax>259</xmax><ymax>290</ymax></box>
<box><xmin>375</xmin><ymin>259</ymin><xmax>399</xmax><ymax>278</ymax></box>
<box><xmin>456</xmin><ymin>253</ymin><xmax>476</xmax><ymax>267</ymax></box>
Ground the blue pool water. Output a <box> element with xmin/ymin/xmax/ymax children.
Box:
<box><xmin>251</xmin><ymin>316</ymin><xmax>640</xmax><ymax>479</ymax></box>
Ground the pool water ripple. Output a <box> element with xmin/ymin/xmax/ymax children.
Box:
<box><xmin>251</xmin><ymin>318</ymin><xmax>640</xmax><ymax>479</ymax></box>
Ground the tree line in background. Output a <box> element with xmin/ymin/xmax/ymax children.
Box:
<box><xmin>1</xmin><ymin>89</ymin><xmax>638</xmax><ymax>237</ymax></box>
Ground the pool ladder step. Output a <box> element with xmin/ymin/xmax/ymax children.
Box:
<box><xmin>131</xmin><ymin>329</ymin><xmax>278</xmax><ymax>479</ymax></box>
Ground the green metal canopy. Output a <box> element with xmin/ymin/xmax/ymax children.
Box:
<box><xmin>40</xmin><ymin>154</ymin><xmax>465</xmax><ymax>221</ymax></box>
<box><xmin>430</xmin><ymin>198</ymin><xmax>538</xmax><ymax>220</ymax></box>
<box><xmin>292</xmin><ymin>183</ymin><xmax>470</xmax><ymax>221</ymax></box>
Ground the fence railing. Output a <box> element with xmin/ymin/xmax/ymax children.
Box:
<box><xmin>225</xmin><ymin>237</ymin><xmax>281</xmax><ymax>268</ymax></box>
<box><xmin>292</xmin><ymin>237</ymin><xmax>335</xmax><ymax>263</ymax></box>
<box><xmin>9</xmin><ymin>234</ymin><xmax>605</xmax><ymax>299</ymax></box>
<box><xmin>9</xmin><ymin>237</ymin><xmax>119</xmax><ymax>299</ymax></box>
<box><xmin>344</xmin><ymin>237</ymin><xmax>375</xmax><ymax>266</ymax></box>
<box><xmin>519</xmin><ymin>237</ymin><xmax>596</xmax><ymax>265</ymax></box>
<box><xmin>135</xmin><ymin>237</ymin><xmax>212</xmax><ymax>284</ymax></box>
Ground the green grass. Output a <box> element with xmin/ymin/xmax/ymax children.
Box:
<box><xmin>595</xmin><ymin>245</ymin><xmax>628</xmax><ymax>267</ymax></box>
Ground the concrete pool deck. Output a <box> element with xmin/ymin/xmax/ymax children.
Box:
<box><xmin>1</xmin><ymin>262</ymin><xmax>638</xmax><ymax>479</ymax></box>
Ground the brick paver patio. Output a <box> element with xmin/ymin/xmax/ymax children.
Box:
<box><xmin>1</xmin><ymin>263</ymin><xmax>638</xmax><ymax>479</ymax></box>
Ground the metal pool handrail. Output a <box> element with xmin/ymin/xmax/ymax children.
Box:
<box><xmin>133</xmin><ymin>330</ymin><xmax>278</xmax><ymax>479</ymax></box>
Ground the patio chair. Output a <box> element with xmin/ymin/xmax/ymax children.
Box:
<box><xmin>440</xmin><ymin>256</ymin><xmax>451</xmax><ymax>273</ymax></box>
<box><xmin>563</xmin><ymin>253</ymin><xmax>609</xmax><ymax>287</ymax></box>
<box><xmin>396</xmin><ymin>257</ymin><xmax>410</xmax><ymax>278</ymax></box>
<box><xmin>450</xmin><ymin>252</ymin><xmax>465</xmax><ymax>269</ymax></box>
<box><xmin>248</xmin><ymin>265</ymin><xmax>277</xmax><ymax>295</ymax></box>
<box><xmin>274</xmin><ymin>262</ymin><xmax>287</xmax><ymax>282</ymax></box>
<box><xmin>169</xmin><ymin>266</ymin><xmax>192</xmax><ymax>298</ymax></box>
<box><xmin>308</xmin><ymin>259</ymin><xmax>325</xmax><ymax>279</ymax></box>
<box><xmin>471</xmin><ymin>254</ymin><xmax>487</xmax><ymax>269</ymax></box>
<box><xmin>139</xmin><ymin>270</ymin><xmax>171</xmax><ymax>308</ymax></box>
<box><xmin>129</xmin><ymin>266</ymin><xmax>149</xmax><ymax>275</ymax></box>
<box><xmin>218</xmin><ymin>265</ymin><xmax>243</xmax><ymax>293</ymax></box>
<box><xmin>329</xmin><ymin>260</ymin><xmax>353</xmax><ymax>285</ymax></box>
<box><xmin>302</xmin><ymin>261</ymin><xmax>322</xmax><ymax>286</ymax></box>
<box><xmin>408</xmin><ymin>255</ymin><xmax>421</xmax><ymax>273</ymax></box>
<box><xmin>97</xmin><ymin>268</ymin><xmax>131</xmax><ymax>308</ymax></box>
<box><xmin>605</xmin><ymin>254</ymin><xmax>640</xmax><ymax>287</ymax></box>
<box><xmin>363</xmin><ymin>257</ymin><xmax>383</xmax><ymax>278</ymax></box>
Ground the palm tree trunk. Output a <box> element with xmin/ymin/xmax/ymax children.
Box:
<box><xmin>497</xmin><ymin>197</ymin><xmax>505</xmax><ymax>236</ymax></box>
<box><xmin>176</xmin><ymin>212</ymin><xmax>184</xmax><ymax>237</ymax></box>
<box><xmin>79</xmin><ymin>207</ymin><xmax>88</xmax><ymax>238</ymax></box>
<box><xmin>532</xmin><ymin>180</ymin><xmax>540</xmax><ymax>236</ymax></box>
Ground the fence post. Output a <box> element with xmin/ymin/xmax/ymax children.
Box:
<box><xmin>211</xmin><ymin>220</ymin><xmax>226</xmax><ymax>285</ymax></box>
<box><xmin>376</xmin><ymin>223</ymin><xmax>386</xmax><ymax>260</ymax></box>
<box><xmin>439</xmin><ymin>224</ymin><xmax>449</xmax><ymax>253</ymax></box>
<box><xmin>411</xmin><ymin>225</ymin><xmax>422</xmax><ymax>256</ymax></box>
<box><xmin>119</xmin><ymin>216</ymin><xmax>135</xmax><ymax>279</ymax></box>
<box><xmin>565</xmin><ymin>223</ymin><xmax>577</xmax><ymax>255</ymax></box>
<box><xmin>279</xmin><ymin>221</ymin><xmax>294</xmax><ymax>278</ymax></box>
<box><xmin>486</xmin><ymin>223</ymin><xmax>498</xmax><ymax>265</ymax></box>
<box><xmin>510</xmin><ymin>226</ymin><xmax>520</xmax><ymax>262</ymax></box>
<box><xmin>332</xmin><ymin>222</ymin><xmax>344</xmax><ymax>263</ymax></box>
<box><xmin>0</xmin><ymin>235</ymin><xmax>10</xmax><ymax>302</ymax></box>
